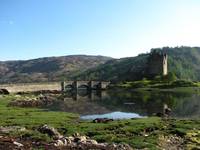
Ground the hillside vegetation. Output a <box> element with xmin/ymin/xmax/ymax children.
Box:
<box><xmin>0</xmin><ymin>55</ymin><xmax>112</xmax><ymax>83</ymax></box>
<box><xmin>75</xmin><ymin>47</ymin><xmax>200</xmax><ymax>82</ymax></box>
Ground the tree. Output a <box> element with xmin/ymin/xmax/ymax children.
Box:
<box><xmin>163</xmin><ymin>72</ymin><xmax>177</xmax><ymax>82</ymax></box>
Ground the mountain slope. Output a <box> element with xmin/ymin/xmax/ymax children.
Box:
<box><xmin>1</xmin><ymin>46</ymin><xmax>200</xmax><ymax>83</ymax></box>
<box><xmin>0</xmin><ymin>55</ymin><xmax>112</xmax><ymax>83</ymax></box>
<box><xmin>74</xmin><ymin>47</ymin><xmax>200</xmax><ymax>81</ymax></box>
<box><xmin>73</xmin><ymin>54</ymin><xmax>149</xmax><ymax>82</ymax></box>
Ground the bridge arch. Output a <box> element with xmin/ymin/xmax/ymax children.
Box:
<box><xmin>65</xmin><ymin>84</ymin><xmax>74</xmax><ymax>89</ymax></box>
<box><xmin>77</xmin><ymin>84</ymin><xmax>89</xmax><ymax>89</ymax></box>
<box><xmin>61</xmin><ymin>81</ymin><xmax>110</xmax><ymax>91</ymax></box>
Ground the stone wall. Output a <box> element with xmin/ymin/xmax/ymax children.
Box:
<box><xmin>146</xmin><ymin>51</ymin><xmax>168</xmax><ymax>78</ymax></box>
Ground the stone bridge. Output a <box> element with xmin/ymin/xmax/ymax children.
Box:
<box><xmin>61</xmin><ymin>81</ymin><xmax>110</xmax><ymax>91</ymax></box>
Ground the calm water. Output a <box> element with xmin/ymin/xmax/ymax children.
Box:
<box><xmin>45</xmin><ymin>88</ymin><xmax>200</xmax><ymax>120</ymax></box>
<box><xmin>81</xmin><ymin>112</ymin><xmax>146</xmax><ymax>120</ymax></box>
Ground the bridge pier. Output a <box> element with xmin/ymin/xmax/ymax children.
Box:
<box><xmin>89</xmin><ymin>81</ymin><xmax>95</xmax><ymax>90</ymax></box>
<box><xmin>61</xmin><ymin>81</ymin><xmax>65</xmax><ymax>91</ymax></box>
<box><xmin>73</xmin><ymin>81</ymin><xmax>78</xmax><ymax>90</ymax></box>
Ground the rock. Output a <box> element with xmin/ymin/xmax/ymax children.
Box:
<box><xmin>16</xmin><ymin>91</ymin><xmax>28</xmax><ymax>95</ymax></box>
<box><xmin>54</xmin><ymin>137</ymin><xmax>73</xmax><ymax>147</ymax></box>
<box><xmin>163</xmin><ymin>104</ymin><xmax>171</xmax><ymax>117</ymax></box>
<box><xmin>116</xmin><ymin>143</ymin><xmax>133</xmax><ymax>150</ymax></box>
<box><xmin>8</xmin><ymin>95</ymin><xmax>55</xmax><ymax>108</ymax></box>
<box><xmin>38</xmin><ymin>128</ymin><xmax>133</xmax><ymax>150</ymax></box>
<box><xmin>68</xmin><ymin>136</ymin><xmax>74</xmax><ymax>141</ymax></box>
<box><xmin>93</xmin><ymin>118</ymin><xmax>114</xmax><ymax>123</ymax></box>
<box><xmin>13</xmin><ymin>141</ymin><xmax>23</xmax><ymax>147</ymax></box>
<box><xmin>159</xmin><ymin>135</ymin><xmax>184</xmax><ymax>150</ymax></box>
<box><xmin>108</xmin><ymin>143</ymin><xmax>117</xmax><ymax>149</ymax></box>
<box><xmin>61</xmin><ymin>138</ymin><xmax>69</xmax><ymax>145</ymax></box>
<box><xmin>107</xmin><ymin>143</ymin><xmax>133</xmax><ymax>150</ymax></box>
<box><xmin>54</xmin><ymin>139</ymin><xmax>63</xmax><ymax>147</ymax></box>
<box><xmin>0</xmin><ymin>89</ymin><xmax>9</xmax><ymax>95</ymax></box>
<box><xmin>38</xmin><ymin>125</ymin><xmax>63</xmax><ymax>139</ymax></box>
<box><xmin>73</xmin><ymin>132</ymin><xmax>80</xmax><ymax>137</ymax></box>
<box><xmin>74</xmin><ymin>136</ymin><xmax>87</xmax><ymax>143</ymax></box>
<box><xmin>0</xmin><ymin>126</ymin><xmax>26</xmax><ymax>134</ymax></box>
<box><xmin>86</xmin><ymin>139</ymin><xmax>98</xmax><ymax>145</ymax></box>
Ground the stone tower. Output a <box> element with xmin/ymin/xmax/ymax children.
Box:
<box><xmin>147</xmin><ymin>51</ymin><xmax>168</xmax><ymax>78</ymax></box>
<box><xmin>162</xmin><ymin>53</ymin><xmax>168</xmax><ymax>75</ymax></box>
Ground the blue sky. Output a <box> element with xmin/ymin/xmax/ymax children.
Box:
<box><xmin>0</xmin><ymin>0</ymin><xmax>200</xmax><ymax>60</ymax></box>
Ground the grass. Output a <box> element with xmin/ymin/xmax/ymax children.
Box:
<box><xmin>117</xmin><ymin>79</ymin><xmax>200</xmax><ymax>90</ymax></box>
<box><xmin>0</xmin><ymin>94</ymin><xmax>200</xmax><ymax>149</ymax></box>
<box><xmin>0</xmin><ymin>95</ymin><xmax>78</xmax><ymax>128</ymax></box>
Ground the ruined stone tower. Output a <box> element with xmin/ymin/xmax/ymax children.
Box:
<box><xmin>162</xmin><ymin>53</ymin><xmax>168</xmax><ymax>75</ymax></box>
<box><xmin>147</xmin><ymin>51</ymin><xmax>168</xmax><ymax>78</ymax></box>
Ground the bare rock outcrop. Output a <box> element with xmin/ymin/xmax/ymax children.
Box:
<box><xmin>38</xmin><ymin>125</ymin><xmax>133</xmax><ymax>150</ymax></box>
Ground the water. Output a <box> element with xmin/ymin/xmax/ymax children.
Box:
<box><xmin>80</xmin><ymin>111</ymin><xmax>145</xmax><ymax>120</ymax></box>
<box><xmin>44</xmin><ymin>88</ymin><xmax>200</xmax><ymax>120</ymax></box>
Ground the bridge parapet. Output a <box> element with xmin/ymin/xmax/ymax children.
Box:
<box><xmin>61</xmin><ymin>81</ymin><xmax>110</xmax><ymax>91</ymax></box>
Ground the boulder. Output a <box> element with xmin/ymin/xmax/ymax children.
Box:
<box><xmin>0</xmin><ymin>89</ymin><xmax>9</xmax><ymax>95</ymax></box>
<box><xmin>74</xmin><ymin>136</ymin><xmax>87</xmax><ymax>143</ymax></box>
<box><xmin>13</xmin><ymin>141</ymin><xmax>23</xmax><ymax>147</ymax></box>
<box><xmin>0</xmin><ymin>126</ymin><xmax>26</xmax><ymax>134</ymax></box>
<box><xmin>86</xmin><ymin>139</ymin><xmax>98</xmax><ymax>145</ymax></box>
<box><xmin>38</xmin><ymin>125</ymin><xmax>63</xmax><ymax>139</ymax></box>
<box><xmin>93</xmin><ymin>118</ymin><xmax>114</xmax><ymax>123</ymax></box>
<box><xmin>54</xmin><ymin>139</ymin><xmax>64</xmax><ymax>147</ymax></box>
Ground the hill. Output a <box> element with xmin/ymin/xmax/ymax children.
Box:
<box><xmin>1</xmin><ymin>46</ymin><xmax>200</xmax><ymax>83</ymax></box>
<box><xmin>0</xmin><ymin>55</ymin><xmax>112</xmax><ymax>83</ymax></box>
<box><xmin>74</xmin><ymin>47</ymin><xmax>200</xmax><ymax>82</ymax></box>
<box><xmin>73</xmin><ymin>54</ymin><xmax>148</xmax><ymax>82</ymax></box>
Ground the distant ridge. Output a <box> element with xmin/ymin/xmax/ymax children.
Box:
<box><xmin>0</xmin><ymin>55</ymin><xmax>112</xmax><ymax>83</ymax></box>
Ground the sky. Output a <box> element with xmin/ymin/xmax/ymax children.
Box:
<box><xmin>0</xmin><ymin>0</ymin><xmax>200</xmax><ymax>60</ymax></box>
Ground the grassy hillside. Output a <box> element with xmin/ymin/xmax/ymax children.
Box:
<box><xmin>0</xmin><ymin>55</ymin><xmax>112</xmax><ymax>83</ymax></box>
<box><xmin>74</xmin><ymin>54</ymin><xmax>148</xmax><ymax>82</ymax></box>
<box><xmin>74</xmin><ymin>47</ymin><xmax>200</xmax><ymax>82</ymax></box>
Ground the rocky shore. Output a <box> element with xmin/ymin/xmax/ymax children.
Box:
<box><xmin>0</xmin><ymin>125</ymin><xmax>133</xmax><ymax>150</ymax></box>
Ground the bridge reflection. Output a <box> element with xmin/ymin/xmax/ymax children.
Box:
<box><xmin>63</xmin><ymin>90</ymin><xmax>109</xmax><ymax>101</ymax></box>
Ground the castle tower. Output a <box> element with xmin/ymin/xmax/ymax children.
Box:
<box><xmin>147</xmin><ymin>51</ymin><xmax>168</xmax><ymax>78</ymax></box>
<box><xmin>162</xmin><ymin>54</ymin><xmax>168</xmax><ymax>76</ymax></box>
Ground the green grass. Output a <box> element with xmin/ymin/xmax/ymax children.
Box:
<box><xmin>0</xmin><ymin>95</ymin><xmax>78</xmax><ymax>128</ymax></box>
<box><xmin>117</xmin><ymin>79</ymin><xmax>200</xmax><ymax>90</ymax></box>
<box><xmin>0</xmin><ymin>94</ymin><xmax>200</xmax><ymax>149</ymax></box>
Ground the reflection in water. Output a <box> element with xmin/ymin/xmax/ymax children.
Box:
<box><xmin>44</xmin><ymin>89</ymin><xmax>200</xmax><ymax>119</ymax></box>
<box><xmin>63</xmin><ymin>89</ymin><xmax>109</xmax><ymax>101</ymax></box>
<box><xmin>81</xmin><ymin>111</ymin><xmax>145</xmax><ymax>120</ymax></box>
